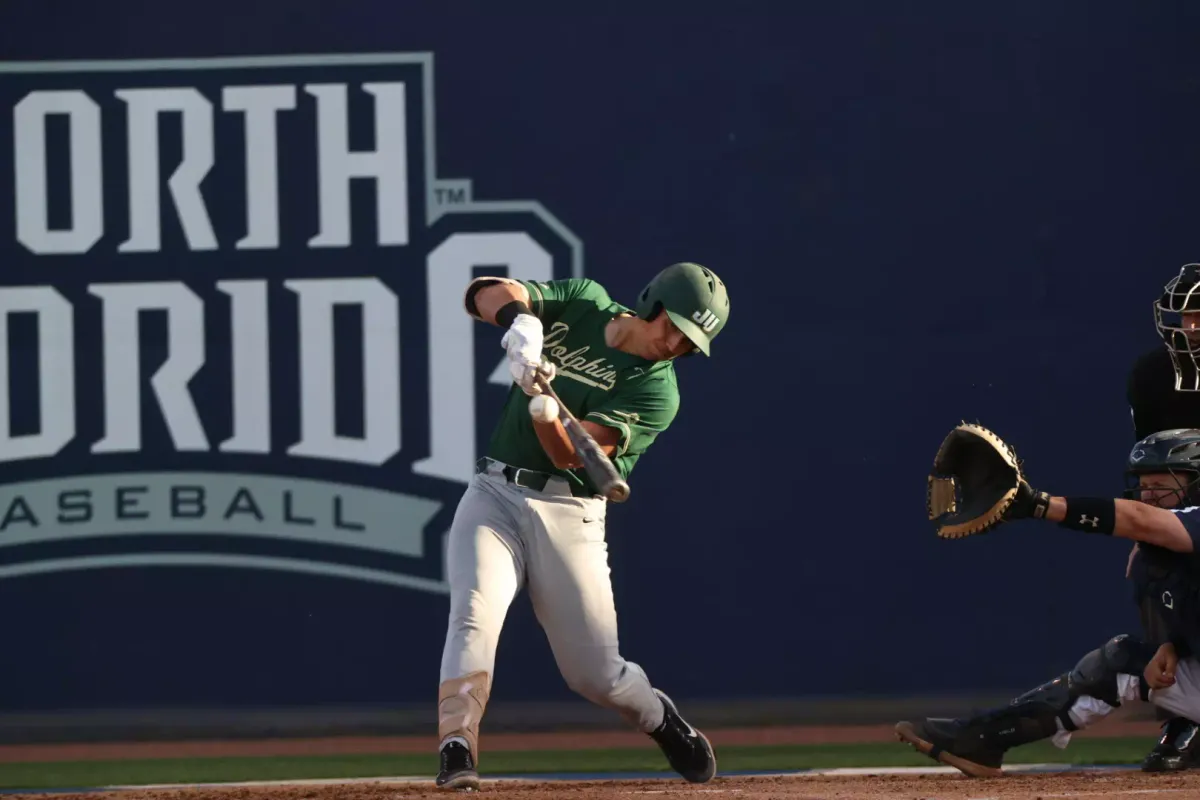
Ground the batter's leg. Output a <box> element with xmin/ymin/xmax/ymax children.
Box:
<box><xmin>523</xmin><ymin>493</ymin><xmax>716</xmax><ymax>783</ymax></box>
<box><xmin>436</xmin><ymin>474</ymin><xmax>525</xmax><ymax>790</ymax></box>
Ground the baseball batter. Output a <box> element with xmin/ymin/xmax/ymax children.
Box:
<box><xmin>1126</xmin><ymin>262</ymin><xmax>1200</xmax><ymax>770</ymax></box>
<box><xmin>898</xmin><ymin>428</ymin><xmax>1200</xmax><ymax>778</ymax></box>
<box><xmin>434</xmin><ymin>263</ymin><xmax>730</xmax><ymax>791</ymax></box>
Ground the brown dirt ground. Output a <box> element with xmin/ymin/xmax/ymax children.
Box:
<box><xmin>8</xmin><ymin>771</ymin><xmax>1200</xmax><ymax>800</ymax></box>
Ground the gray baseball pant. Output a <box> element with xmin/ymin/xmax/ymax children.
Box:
<box><xmin>437</xmin><ymin>460</ymin><xmax>665</xmax><ymax>754</ymax></box>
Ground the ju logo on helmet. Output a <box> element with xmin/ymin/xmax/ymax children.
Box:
<box><xmin>692</xmin><ymin>309</ymin><xmax>721</xmax><ymax>334</ymax></box>
<box><xmin>0</xmin><ymin>53</ymin><xmax>579</xmax><ymax>592</ymax></box>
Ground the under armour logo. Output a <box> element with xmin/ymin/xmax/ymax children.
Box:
<box><xmin>1164</xmin><ymin>591</ymin><xmax>1175</xmax><ymax>610</ymax></box>
<box><xmin>1079</xmin><ymin>514</ymin><xmax>1100</xmax><ymax>528</ymax></box>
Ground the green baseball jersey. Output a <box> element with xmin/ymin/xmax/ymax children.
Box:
<box><xmin>484</xmin><ymin>278</ymin><xmax>680</xmax><ymax>496</ymax></box>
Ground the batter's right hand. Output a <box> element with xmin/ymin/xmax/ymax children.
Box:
<box><xmin>510</xmin><ymin>357</ymin><xmax>555</xmax><ymax>396</ymax></box>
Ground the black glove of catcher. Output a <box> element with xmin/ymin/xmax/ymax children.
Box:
<box><xmin>926</xmin><ymin>422</ymin><xmax>1050</xmax><ymax>538</ymax></box>
<box><xmin>1006</xmin><ymin>475</ymin><xmax>1051</xmax><ymax>522</ymax></box>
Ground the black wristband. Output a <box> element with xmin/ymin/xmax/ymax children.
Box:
<box><xmin>496</xmin><ymin>300</ymin><xmax>532</xmax><ymax>328</ymax></box>
<box><xmin>1058</xmin><ymin>497</ymin><xmax>1116</xmax><ymax>535</ymax></box>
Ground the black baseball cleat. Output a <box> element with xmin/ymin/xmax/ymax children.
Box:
<box><xmin>647</xmin><ymin>689</ymin><xmax>717</xmax><ymax>783</ymax></box>
<box><xmin>1143</xmin><ymin>717</ymin><xmax>1200</xmax><ymax>772</ymax></box>
<box><xmin>895</xmin><ymin>719</ymin><xmax>1005</xmax><ymax>778</ymax></box>
<box><xmin>435</xmin><ymin>740</ymin><xmax>479</xmax><ymax>791</ymax></box>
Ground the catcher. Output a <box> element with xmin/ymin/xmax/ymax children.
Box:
<box><xmin>906</xmin><ymin>425</ymin><xmax>1200</xmax><ymax>777</ymax></box>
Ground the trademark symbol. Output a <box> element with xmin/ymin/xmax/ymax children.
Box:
<box><xmin>435</xmin><ymin>186</ymin><xmax>467</xmax><ymax>204</ymax></box>
<box><xmin>433</xmin><ymin>180</ymin><xmax>473</xmax><ymax>210</ymax></box>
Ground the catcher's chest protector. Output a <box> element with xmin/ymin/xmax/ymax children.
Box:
<box><xmin>1130</xmin><ymin>547</ymin><xmax>1200</xmax><ymax>647</ymax></box>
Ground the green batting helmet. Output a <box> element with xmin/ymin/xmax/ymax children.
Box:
<box><xmin>634</xmin><ymin>262</ymin><xmax>729</xmax><ymax>356</ymax></box>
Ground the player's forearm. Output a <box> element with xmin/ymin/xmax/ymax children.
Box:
<box><xmin>533</xmin><ymin>418</ymin><xmax>580</xmax><ymax>470</ymax></box>
<box><xmin>470</xmin><ymin>281</ymin><xmax>532</xmax><ymax>326</ymax></box>
<box><xmin>531</xmin><ymin>417</ymin><xmax>620</xmax><ymax>471</ymax></box>
<box><xmin>1045</xmin><ymin>496</ymin><xmax>1193</xmax><ymax>552</ymax></box>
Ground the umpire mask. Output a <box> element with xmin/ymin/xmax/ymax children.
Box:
<box><xmin>1155</xmin><ymin>263</ymin><xmax>1200</xmax><ymax>391</ymax></box>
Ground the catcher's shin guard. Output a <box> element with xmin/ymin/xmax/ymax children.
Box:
<box><xmin>898</xmin><ymin>635</ymin><xmax>1153</xmax><ymax>777</ymax></box>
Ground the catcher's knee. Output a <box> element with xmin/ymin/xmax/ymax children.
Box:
<box><xmin>1101</xmin><ymin>634</ymin><xmax>1155</xmax><ymax>673</ymax></box>
<box><xmin>1070</xmin><ymin>635</ymin><xmax>1154</xmax><ymax>706</ymax></box>
<box><xmin>438</xmin><ymin>671</ymin><xmax>490</xmax><ymax>759</ymax></box>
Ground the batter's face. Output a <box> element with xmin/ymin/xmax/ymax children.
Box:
<box><xmin>642</xmin><ymin>313</ymin><xmax>696</xmax><ymax>360</ymax></box>
<box><xmin>1138</xmin><ymin>472</ymin><xmax>1189</xmax><ymax>508</ymax></box>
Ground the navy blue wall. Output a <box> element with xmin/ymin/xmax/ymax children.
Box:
<box><xmin>2</xmin><ymin>1</ymin><xmax>1200</xmax><ymax>712</ymax></box>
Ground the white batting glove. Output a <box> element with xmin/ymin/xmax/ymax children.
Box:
<box><xmin>501</xmin><ymin>314</ymin><xmax>553</xmax><ymax>396</ymax></box>
<box><xmin>511</xmin><ymin>357</ymin><xmax>556</xmax><ymax>396</ymax></box>
<box><xmin>528</xmin><ymin>394</ymin><xmax>559</xmax><ymax>424</ymax></box>
<box><xmin>500</xmin><ymin>313</ymin><xmax>544</xmax><ymax>365</ymax></box>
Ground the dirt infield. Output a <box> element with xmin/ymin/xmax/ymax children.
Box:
<box><xmin>0</xmin><ymin>720</ymin><xmax>1166</xmax><ymax>763</ymax></box>
<box><xmin>7</xmin><ymin>770</ymin><xmax>1200</xmax><ymax>800</ymax></box>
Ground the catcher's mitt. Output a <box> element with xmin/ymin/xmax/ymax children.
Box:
<box><xmin>926</xmin><ymin>422</ymin><xmax>1048</xmax><ymax>538</ymax></box>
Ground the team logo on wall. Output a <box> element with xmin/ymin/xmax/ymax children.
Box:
<box><xmin>0</xmin><ymin>53</ymin><xmax>581</xmax><ymax>592</ymax></box>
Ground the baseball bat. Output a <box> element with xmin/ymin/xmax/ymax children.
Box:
<box><xmin>534</xmin><ymin>373</ymin><xmax>631</xmax><ymax>503</ymax></box>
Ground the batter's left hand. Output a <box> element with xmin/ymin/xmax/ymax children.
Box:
<box><xmin>500</xmin><ymin>313</ymin><xmax>544</xmax><ymax>365</ymax></box>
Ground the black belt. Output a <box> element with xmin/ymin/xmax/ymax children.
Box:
<box><xmin>475</xmin><ymin>458</ymin><xmax>589</xmax><ymax>497</ymax></box>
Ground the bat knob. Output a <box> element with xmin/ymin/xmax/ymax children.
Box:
<box><xmin>606</xmin><ymin>480</ymin><xmax>631</xmax><ymax>503</ymax></box>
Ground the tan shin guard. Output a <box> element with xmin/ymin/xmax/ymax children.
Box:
<box><xmin>438</xmin><ymin>671</ymin><xmax>490</xmax><ymax>760</ymax></box>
